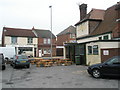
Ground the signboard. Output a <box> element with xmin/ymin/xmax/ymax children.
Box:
<box><xmin>103</xmin><ymin>50</ymin><xmax>109</xmax><ymax>55</ymax></box>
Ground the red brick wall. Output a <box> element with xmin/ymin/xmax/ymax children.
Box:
<box><xmin>101</xmin><ymin>48</ymin><xmax>120</xmax><ymax>62</ymax></box>
<box><xmin>43</xmin><ymin>47</ymin><xmax>56</xmax><ymax>57</ymax></box>
<box><xmin>56</xmin><ymin>48</ymin><xmax>63</xmax><ymax>56</ymax></box>
<box><xmin>38</xmin><ymin>38</ymin><xmax>56</xmax><ymax>46</ymax></box>
<box><xmin>57</xmin><ymin>34</ymin><xmax>70</xmax><ymax>46</ymax></box>
<box><xmin>38</xmin><ymin>37</ymin><xmax>56</xmax><ymax>57</ymax></box>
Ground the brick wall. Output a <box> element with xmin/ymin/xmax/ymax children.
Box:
<box><xmin>38</xmin><ymin>37</ymin><xmax>56</xmax><ymax>57</ymax></box>
<box><xmin>56</xmin><ymin>48</ymin><xmax>63</xmax><ymax>56</ymax></box>
<box><xmin>57</xmin><ymin>34</ymin><xmax>70</xmax><ymax>46</ymax></box>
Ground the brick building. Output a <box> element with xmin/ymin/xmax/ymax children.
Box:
<box><xmin>2</xmin><ymin>27</ymin><xmax>56</xmax><ymax>57</ymax></box>
<box><xmin>56</xmin><ymin>25</ymin><xmax>76</xmax><ymax>56</ymax></box>
<box><xmin>34</xmin><ymin>28</ymin><xmax>56</xmax><ymax>57</ymax></box>
<box><xmin>64</xmin><ymin>2</ymin><xmax>120</xmax><ymax>65</ymax></box>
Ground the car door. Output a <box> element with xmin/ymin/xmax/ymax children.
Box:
<box><xmin>101</xmin><ymin>56</ymin><xmax>120</xmax><ymax>76</ymax></box>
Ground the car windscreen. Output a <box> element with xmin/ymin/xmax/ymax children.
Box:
<box><xmin>104</xmin><ymin>56</ymin><xmax>120</xmax><ymax>64</ymax></box>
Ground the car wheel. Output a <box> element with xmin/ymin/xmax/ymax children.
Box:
<box><xmin>2</xmin><ymin>66</ymin><xmax>6</xmax><ymax>70</ymax></box>
<box><xmin>13</xmin><ymin>64</ymin><xmax>16</xmax><ymax>69</ymax></box>
<box><xmin>92</xmin><ymin>69</ymin><xmax>101</xmax><ymax>78</ymax></box>
<box><xmin>27</xmin><ymin>65</ymin><xmax>30</xmax><ymax>68</ymax></box>
<box><xmin>10</xmin><ymin>64</ymin><xmax>13</xmax><ymax>67</ymax></box>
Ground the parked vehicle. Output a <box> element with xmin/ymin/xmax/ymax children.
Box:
<box><xmin>22</xmin><ymin>51</ymin><xmax>33</xmax><ymax>58</ymax></box>
<box><xmin>0</xmin><ymin>47</ymin><xmax>16</xmax><ymax>60</ymax></box>
<box><xmin>0</xmin><ymin>53</ymin><xmax>6</xmax><ymax>70</ymax></box>
<box><xmin>87</xmin><ymin>56</ymin><xmax>120</xmax><ymax>78</ymax></box>
<box><xmin>11</xmin><ymin>55</ymin><xmax>30</xmax><ymax>68</ymax></box>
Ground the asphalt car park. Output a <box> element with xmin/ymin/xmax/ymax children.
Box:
<box><xmin>2</xmin><ymin>64</ymin><xmax>119</xmax><ymax>88</ymax></box>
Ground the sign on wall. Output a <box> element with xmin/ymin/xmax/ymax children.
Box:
<box><xmin>103</xmin><ymin>50</ymin><xmax>109</xmax><ymax>55</ymax></box>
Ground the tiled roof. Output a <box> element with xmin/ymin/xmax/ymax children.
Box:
<box><xmin>34</xmin><ymin>29</ymin><xmax>56</xmax><ymax>39</ymax></box>
<box><xmin>75</xmin><ymin>9</ymin><xmax>105</xmax><ymax>26</ymax></box>
<box><xmin>3</xmin><ymin>27</ymin><xmax>36</xmax><ymax>37</ymax></box>
<box><xmin>57</xmin><ymin>25</ymin><xmax>76</xmax><ymax>36</ymax></box>
<box><xmin>90</xmin><ymin>4</ymin><xmax>117</xmax><ymax>36</ymax></box>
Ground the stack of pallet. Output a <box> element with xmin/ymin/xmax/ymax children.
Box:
<box><xmin>29</xmin><ymin>57</ymin><xmax>73</xmax><ymax>67</ymax></box>
<box><xmin>57</xmin><ymin>59</ymin><xmax>72</xmax><ymax>66</ymax></box>
<box><xmin>29</xmin><ymin>58</ymin><xmax>42</xmax><ymax>65</ymax></box>
<box><xmin>36</xmin><ymin>60</ymin><xmax>53</xmax><ymax>67</ymax></box>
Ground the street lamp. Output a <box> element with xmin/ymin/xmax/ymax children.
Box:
<box><xmin>49</xmin><ymin>5</ymin><xmax>52</xmax><ymax>59</ymax></box>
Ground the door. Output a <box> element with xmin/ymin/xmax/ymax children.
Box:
<box><xmin>101</xmin><ymin>56</ymin><xmax>120</xmax><ymax>76</ymax></box>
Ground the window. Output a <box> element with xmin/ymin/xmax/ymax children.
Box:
<box><xmin>48</xmin><ymin>39</ymin><xmax>51</xmax><ymax>44</ymax></box>
<box><xmin>48</xmin><ymin>49</ymin><xmax>51</xmax><ymax>54</ymax></box>
<box><xmin>88</xmin><ymin>46</ymin><xmax>92</xmax><ymax>55</ymax></box>
<box><xmin>18</xmin><ymin>47</ymin><xmax>32</xmax><ymax>54</ymax></box>
<box><xmin>28</xmin><ymin>38</ymin><xmax>33</xmax><ymax>44</ymax></box>
<box><xmin>99</xmin><ymin>37</ymin><xmax>102</xmax><ymax>40</ymax></box>
<box><xmin>44</xmin><ymin>38</ymin><xmax>47</xmax><ymax>44</ymax></box>
<box><xmin>44</xmin><ymin>49</ymin><xmax>47</xmax><ymax>54</ymax></box>
<box><xmin>11</xmin><ymin>37</ymin><xmax>17</xmax><ymax>44</ymax></box>
<box><xmin>103</xmin><ymin>35</ymin><xmax>109</xmax><ymax>40</ymax></box>
<box><xmin>93</xmin><ymin>45</ymin><xmax>99</xmax><ymax>55</ymax></box>
<box><xmin>70</xmin><ymin>34</ymin><xmax>76</xmax><ymax>38</ymax></box>
<box><xmin>43</xmin><ymin>49</ymin><xmax>51</xmax><ymax>54</ymax></box>
<box><xmin>44</xmin><ymin>38</ymin><xmax>51</xmax><ymax>44</ymax></box>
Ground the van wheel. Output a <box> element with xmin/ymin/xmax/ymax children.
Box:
<box><xmin>92</xmin><ymin>69</ymin><xmax>101</xmax><ymax>78</ymax></box>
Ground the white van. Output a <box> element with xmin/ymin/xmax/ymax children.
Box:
<box><xmin>0</xmin><ymin>47</ymin><xmax>16</xmax><ymax>60</ymax></box>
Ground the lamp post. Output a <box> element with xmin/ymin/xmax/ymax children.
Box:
<box><xmin>49</xmin><ymin>5</ymin><xmax>52</xmax><ymax>59</ymax></box>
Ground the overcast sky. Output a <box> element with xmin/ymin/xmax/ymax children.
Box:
<box><xmin>0</xmin><ymin>0</ymin><xmax>119</xmax><ymax>41</ymax></box>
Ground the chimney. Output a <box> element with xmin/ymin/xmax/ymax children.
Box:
<box><xmin>32</xmin><ymin>26</ymin><xmax>35</xmax><ymax>30</ymax></box>
<box><xmin>79</xmin><ymin>3</ymin><xmax>87</xmax><ymax>20</ymax></box>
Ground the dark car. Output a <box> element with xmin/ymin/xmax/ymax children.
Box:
<box><xmin>11</xmin><ymin>55</ymin><xmax>30</xmax><ymax>68</ymax></box>
<box><xmin>87</xmin><ymin>56</ymin><xmax>120</xmax><ymax>78</ymax></box>
<box><xmin>0</xmin><ymin>53</ymin><xmax>6</xmax><ymax>70</ymax></box>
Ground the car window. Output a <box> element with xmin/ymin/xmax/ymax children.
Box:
<box><xmin>18</xmin><ymin>56</ymin><xmax>28</xmax><ymax>59</ymax></box>
<box><xmin>106</xmin><ymin>57</ymin><xmax>120</xmax><ymax>64</ymax></box>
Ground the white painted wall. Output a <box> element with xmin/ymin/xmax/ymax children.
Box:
<box><xmin>100</xmin><ymin>42</ymin><xmax>120</xmax><ymax>48</ymax></box>
<box><xmin>86</xmin><ymin>42</ymin><xmax>101</xmax><ymax>65</ymax></box>
<box><xmin>5</xmin><ymin>36</ymin><xmax>11</xmax><ymax>45</ymax></box>
<box><xmin>77</xmin><ymin>37</ymin><xmax>98</xmax><ymax>43</ymax></box>
<box><xmin>86</xmin><ymin>41</ymin><xmax>119</xmax><ymax>65</ymax></box>
<box><xmin>76</xmin><ymin>21</ymin><xmax>89</xmax><ymax>38</ymax></box>
<box><xmin>4</xmin><ymin>36</ymin><xmax>38</xmax><ymax>56</ymax></box>
<box><xmin>5</xmin><ymin>36</ymin><xmax>38</xmax><ymax>46</ymax></box>
<box><xmin>77</xmin><ymin>33</ymin><xmax>111</xmax><ymax>43</ymax></box>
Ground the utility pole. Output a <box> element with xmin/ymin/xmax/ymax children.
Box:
<box><xmin>49</xmin><ymin>5</ymin><xmax>53</xmax><ymax>59</ymax></box>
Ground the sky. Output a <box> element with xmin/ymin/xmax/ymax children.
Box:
<box><xmin>0</xmin><ymin>0</ymin><xmax>119</xmax><ymax>41</ymax></box>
